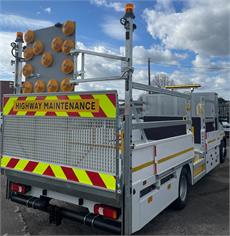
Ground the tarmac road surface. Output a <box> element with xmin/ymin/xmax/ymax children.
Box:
<box><xmin>1</xmin><ymin>148</ymin><xmax>229</xmax><ymax>235</ymax></box>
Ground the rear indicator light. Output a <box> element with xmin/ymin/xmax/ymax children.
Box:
<box><xmin>10</xmin><ymin>183</ymin><xmax>30</xmax><ymax>194</ymax></box>
<box><xmin>94</xmin><ymin>204</ymin><xmax>119</xmax><ymax>220</ymax></box>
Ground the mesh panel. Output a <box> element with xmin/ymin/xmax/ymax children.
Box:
<box><xmin>3</xmin><ymin>116</ymin><xmax>117</xmax><ymax>174</ymax></box>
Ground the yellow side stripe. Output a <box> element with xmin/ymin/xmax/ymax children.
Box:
<box><xmin>208</xmin><ymin>139</ymin><xmax>216</xmax><ymax>144</ymax></box>
<box><xmin>73</xmin><ymin>168</ymin><xmax>93</xmax><ymax>186</ymax></box>
<box><xmin>0</xmin><ymin>156</ymin><xmax>11</xmax><ymax>167</ymax></box>
<box><xmin>158</xmin><ymin>147</ymin><xmax>194</xmax><ymax>164</ymax></box>
<box><xmin>132</xmin><ymin>161</ymin><xmax>154</xmax><ymax>173</ymax></box>
<box><xmin>99</xmin><ymin>173</ymin><xmax>116</xmax><ymax>190</ymax></box>
<box><xmin>50</xmin><ymin>164</ymin><xmax>67</xmax><ymax>180</ymax></box>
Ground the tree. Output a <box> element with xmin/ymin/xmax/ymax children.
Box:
<box><xmin>151</xmin><ymin>72</ymin><xmax>174</xmax><ymax>88</ymax></box>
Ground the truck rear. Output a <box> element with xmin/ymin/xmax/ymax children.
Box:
<box><xmin>1</xmin><ymin>4</ymin><xmax>227</xmax><ymax>235</ymax></box>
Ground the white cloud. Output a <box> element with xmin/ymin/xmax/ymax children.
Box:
<box><xmin>44</xmin><ymin>7</ymin><xmax>52</xmax><ymax>14</ymax></box>
<box><xmin>0</xmin><ymin>13</ymin><xmax>53</xmax><ymax>31</ymax></box>
<box><xmin>143</xmin><ymin>0</ymin><xmax>230</xmax><ymax>56</ymax></box>
<box><xmin>90</xmin><ymin>0</ymin><xmax>123</xmax><ymax>12</ymax></box>
<box><xmin>0</xmin><ymin>32</ymin><xmax>16</xmax><ymax>81</ymax></box>
<box><xmin>101</xmin><ymin>17</ymin><xmax>139</xmax><ymax>41</ymax></box>
<box><xmin>101</xmin><ymin>17</ymin><xmax>124</xmax><ymax>40</ymax></box>
<box><xmin>132</xmin><ymin>45</ymin><xmax>185</xmax><ymax>64</ymax></box>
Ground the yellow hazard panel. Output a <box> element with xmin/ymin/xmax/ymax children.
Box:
<box><xmin>3</xmin><ymin>92</ymin><xmax>117</xmax><ymax>118</ymax></box>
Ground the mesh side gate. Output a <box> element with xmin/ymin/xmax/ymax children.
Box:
<box><xmin>3</xmin><ymin>116</ymin><xmax>117</xmax><ymax>175</ymax></box>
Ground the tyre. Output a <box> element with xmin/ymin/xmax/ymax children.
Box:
<box><xmin>219</xmin><ymin>140</ymin><xmax>226</xmax><ymax>164</ymax></box>
<box><xmin>173</xmin><ymin>168</ymin><xmax>189</xmax><ymax>210</ymax></box>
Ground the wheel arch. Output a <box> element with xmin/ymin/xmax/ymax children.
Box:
<box><xmin>182</xmin><ymin>163</ymin><xmax>192</xmax><ymax>186</ymax></box>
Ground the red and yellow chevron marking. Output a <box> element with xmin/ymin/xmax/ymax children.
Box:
<box><xmin>3</xmin><ymin>93</ymin><xmax>117</xmax><ymax>118</ymax></box>
<box><xmin>1</xmin><ymin>156</ymin><xmax>116</xmax><ymax>191</ymax></box>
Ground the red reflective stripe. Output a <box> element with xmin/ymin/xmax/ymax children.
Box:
<box><xmin>26</xmin><ymin>111</ymin><xmax>36</xmax><ymax>116</ymax></box>
<box><xmin>36</xmin><ymin>96</ymin><xmax>46</xmax><ymax>100</ymax></box>
<box><xmin>24</xmin><ymin>161</ymin><xmax>38</xmax><ymax>172</ymax></box>
<box><xmin>93</xmin><ymin>107</ymin><xmax>106</xmax><ymax>118</ymax></box>
<box><xmin>106</xmin><ymin>93</ymin><xmax>116</xmax><ymax>107</ymax></box>
<box><xmin>45</xmin><ymin>111</ymin><xmax>56</xmax><ymax>116</ymax></box>
<box><xmin>61</xmin><ymin>166</ymin><xmax>79</xmax><ymax>182</ymax></box>
<box><xmin>57</xmin><ymin>95</ymin><xmax>69</xmax><ymax>100</ymax></box>
<box><xmin>43</xmin><ymin>166</ymin><xmax>55</xmax><ymax>177</ymax></box>
<box><xmin>17</xmin><ymin>96</ymin><xmax>27</xmax><ymax>101</ymax></box>
<box><xmin>8</xmin><ymin>97</ymin><xmax>21</xmax><ymax>115</ymax></box>
<box><xmin>9</xmin><ymin>109</ymin><xmax>17</xmax><ymax>115</ymax></box>
<box><xmin>3</xmin><ymin>97</ymin><xmax>9</xmax><ymax>106</ymax></box>
<box><xmin>6</xmin><ymin>158</ymin><xmax>19</xmax><ymax>168</ymax></box>
<box><xmin>79</xmin><ymin>94</ymin><xmax>92</xmax><ymax>99</ymax></box>
<box><xmin>86</xmin><ymin>171</ymin><xmax>106</xmax><ymax>188</ymax></box>
<box><xmin>67</xmin><ymin>112</ymin><xmax>79</xmax><ymax>117</ymax></box>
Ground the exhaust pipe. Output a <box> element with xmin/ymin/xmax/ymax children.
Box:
<box><xmin>10</xmin><ymin>194</ymin><xmax>121</xmax><ymax>234</ymax></box>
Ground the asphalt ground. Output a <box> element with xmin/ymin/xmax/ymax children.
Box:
<box><xmin>1</xmin><ymin>148</ymin><xmax>229</xmax><ymax>235</ymax></box>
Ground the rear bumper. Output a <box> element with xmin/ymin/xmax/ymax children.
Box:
<box><xmin>4</xmin><ymin>169</ymin><xmax>121</xmax><ymax>207</ymax></box>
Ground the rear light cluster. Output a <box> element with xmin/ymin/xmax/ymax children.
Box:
<box><xmin>10</xmin><ymin>183</ymin><xmax>31</xmax><ymax>194</ymax></box>
<box><xmin>94</xmin><ymin>204</ymin><xmax>119</xmax><ymax>220</ymax></box>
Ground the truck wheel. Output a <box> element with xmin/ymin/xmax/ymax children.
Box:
<box><xmin>173</xmin><ymin>168</ymin><xmax>189</xmax><ymax>210</ymax></box>
<box><xmin>219</xmin><ymin>140</ymin><xmax>226</xmax><ymax>164</ymax></box>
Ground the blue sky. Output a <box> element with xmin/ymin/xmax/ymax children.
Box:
<box><xmin>0</xmin><ymin>0</ymin><xmax>229</xmax><ymax>99</ymax></box>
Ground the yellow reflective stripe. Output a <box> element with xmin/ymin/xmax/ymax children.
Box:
<box><xmin>1</xmin><ymin>156</ymin><xmax>11</xmax><ymax>167</ymax></box>
<box><xmin>68</xmin><ymin>95</ymin><xmax>93</xmax><ymax>117</ymax></box>
<box><xmin>158</xmin><ymin>147</ymin><xmax>194</xmax><ymax>164</ymax></box>
<box><xmin>73</xmin><ymin>168</ymin><xmax>93</xmax><ymax>186</ymax></box>
<box><xmin>14</xmin><ymin>159</ymin><xmax>30</xmax><ymax>171</ymax></box>
<box><xmin>132</xmin><ymin>161</ymin><xmax>154</xmax><ymax>172</ymax></box>
<box><xmin>33</xmin><ymin>162</ymin><xmax>49</xmax><ymax>175</ymax></box>
<box><xmin>3</xmin><ymin>97</ymin><xmax>18</xmax><ymax>115</ymax></box>
<box><xmin>56</xmin><ymin>111</ymin><xmax>68</xmax><ymax>117</ymax></box>
<box><xmin>93</xmin><ymin>94</ymin><xmax>116</xmax><ymax>118</ymax></box>
<box><xmin>50</xmin><ymin>165</ymin><xmax>67</xmax><ymax>180</ymax></box>
<box><xmin>208</xmin><ymin>139</ymin><xmax>216</xmax><ymax>144</ymax></box>
<box><xmin>17</xmin><ymin>96</ymin><xmax>37</xmax><ymax>116</ymax></box>
<box><xmin>99</xmin><ymin>173</ymin><xmax>116</xmax><ymax>191</ymax></box>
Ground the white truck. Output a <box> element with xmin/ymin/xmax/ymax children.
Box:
<box><xmin>0</xmin><ymin>4</ymin><xmax>227</xmax><ymax>234</ymax></box>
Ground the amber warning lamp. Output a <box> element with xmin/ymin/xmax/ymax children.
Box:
<box><xmin>24</xmin><ymin>47</ymin><xmax>34</xmax><ymax>61</ymax></box>
<box><xmin>47</xmin><ymin>79</ymin><xmax>59</xmax><ymax>92</ymax></box>
<box><xmin>61</xmin><ymin>58</ymin><xmax>74</xmax><ymax>74</ymax></box>
<box><xmin>34</xmin><ymin>80</ymin><xmax>46</xmax><ymax>93</ymax></box>
<box><xmin>41</xmin><ymin>52</ymin><xmax>53</xmax><ymax>67</ymax></box>
<box><xmin>24</xmin><ymin>30</ymin><xmax>35</xmax><ymax>44</ymax></box>
<box><xmin>16</xmin><ymin>32</ymin><xmax>23</xmax><ymax>42</ymax></box>
<box><xmin>125</xmin><ymin>3</ymin><xmax>134</xmax><ymax>13</ymax></box>
<box><xmin>22</xmin><ymin>81</ymin><xmax>33</xmax><ymax>94</ymax></box>
<box><xmin>61</xmin><ymin>78</ymin><xmax>74</xmax><ymax>92</ymax></box>
<box><xmin>22</xmin><ymin>64</ymin><xmax>33</xmax><ymax>78</ymax></box>
<box><xmin>62</xmin><ymin>20</ymin><xmax>75</xmax><ymax>36</ymax></box>
<box><xmin>51</xmin><ymin>37</ymin><xmax>63</xmax><ymax>52</ymax></box>
<box><xmin>33</xmin><ymin>40</ymin><xmax>44</xmax><ymax>55</ymax></box>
